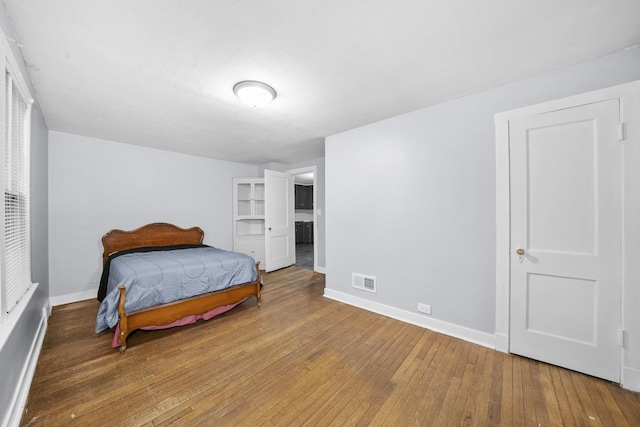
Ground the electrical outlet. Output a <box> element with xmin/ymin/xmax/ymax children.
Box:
<box><xmin>417</xmin><ymin>303</ymin><xmax>431</xmax><ymax>315</ymax></box>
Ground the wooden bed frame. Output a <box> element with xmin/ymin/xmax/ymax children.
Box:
<box><xmin>101</xmin><ymin>222</ymin><xmax>262</xmax><ymax>351</ymax></box>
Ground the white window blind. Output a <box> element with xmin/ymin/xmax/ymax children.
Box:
<box><xmin>3</xmin><ymin>69</ymin><xmax>31</xmax><ymax>313</ymax></box>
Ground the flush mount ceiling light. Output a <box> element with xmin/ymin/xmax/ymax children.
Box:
<box><xmin>233</xmin><ymin>80</ymin><xmax>277</xmax><ymax>108</ymax></box>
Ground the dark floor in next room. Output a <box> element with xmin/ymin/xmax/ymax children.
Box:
<box><xmin>295</xmin><ymin>243</ymin><xmax>313</xmax><ymax>270</ymax></box>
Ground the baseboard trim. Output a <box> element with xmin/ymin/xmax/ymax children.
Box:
<box><xmin>495</xmin><ymin>333</ymin><xmax>509</xmax><ymax>353</ymax></box>
<box><xmin>50</xmin><ymin>289</ymin><xmax>95</xmax><ymax>306</ymax></box>
<box><xmin>323</xmin><ymin>288</ymin><xmax>495</xmax><ymax>349</ymax></box>
<box><xmin>314</xmin><ymin>265</ymin><xmax>326</xmax><ymax>274</ymax></box>
<box><xmin>4</xmin><ymin>300</ymin><xmax>49</xmax><ymax>427</ymax></box>
<box><xmin>622</xmin><ymin>366</ymin><xmax>640</xmax><ymax>392</ymax></box>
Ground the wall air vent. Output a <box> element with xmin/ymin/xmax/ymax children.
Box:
<box><xmin>352</xmin><ymin>273</ymin><xmax>376</xmax><ymax>293</ymax></box>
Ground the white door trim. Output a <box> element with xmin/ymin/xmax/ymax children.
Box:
<box><xmin>494</xmin><ymin>80</ymin><xmax>640</xmax><ymax>390</ymax></box>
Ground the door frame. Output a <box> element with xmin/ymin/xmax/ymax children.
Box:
<box><xmin>287</xmin><ymin>165</ymin><xmax>318</xmax><ymax>272</ymax></box>
<box><xmin>494</xmin><ymin>80</ymin><xmax>640</xmax><ymax>390</ymax></box>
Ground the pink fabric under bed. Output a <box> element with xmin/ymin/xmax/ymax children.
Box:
<box><xmin>111</xmin><ymin>299</ymin><xmax>245</xmax><ymax>347</ymax></box>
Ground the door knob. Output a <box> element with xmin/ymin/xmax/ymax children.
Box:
<box><xmin>516</xmin><ymin>248</ymin><xmax>525</xmax><ymax>256</ymax></box>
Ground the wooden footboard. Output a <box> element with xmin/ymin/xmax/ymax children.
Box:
<box><xmin>116</xmin><ymin>262</ymin><xmax>262</xmax><ymax>351</ymax></box>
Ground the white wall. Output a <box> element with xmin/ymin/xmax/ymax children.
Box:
<box><xmin>325</xmin><ymin>47</ymin><xmax>640</xmax><ymax>338</ymax></box>
<box><xmin>48</xmin><ymin>132</ymin><xmax>257</xmax><ymax>300</ymax></box>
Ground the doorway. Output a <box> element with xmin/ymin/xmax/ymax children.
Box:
<box><xmin>288</xmin><ymin>166</ymin><xmax>317</xmax><ymax>271</ymax></box>
<box><xmin>495</xmin><ymin>81</ymin><xmax>640</xmax><ymax>388</ymax></box>
<box><xmin>508</xmin><ymin>99</ymin><xmax>621</xmax><ymax>381</ymax></box>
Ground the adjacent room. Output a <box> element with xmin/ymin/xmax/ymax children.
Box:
<box><xmin>1</xmin><ymin>1</ymin><xmax>640</xmax><ymax>425</ymax></box>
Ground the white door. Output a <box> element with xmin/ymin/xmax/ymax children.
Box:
<box><xmin>264</xmin><ymin>169</ymin><xmax>294</xmax><ymax>272</ymax></box>
<box><xmin>509</xmin><ymin>99</ymin><xmax>622</xmax><ymax>382</ymax></box>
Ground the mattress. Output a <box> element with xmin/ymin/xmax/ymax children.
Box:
<box><xmin>95</xmin><ymin>245</ymin><xmax>258</xmax><ymax>333</ymax></box>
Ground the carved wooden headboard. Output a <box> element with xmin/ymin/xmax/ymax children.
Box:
<box><xmin>101</xmin><ymin>222</ymin><xmax>204</xmax><ymax>265</ymax></box>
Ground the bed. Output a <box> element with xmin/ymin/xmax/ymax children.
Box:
<box><xmin>95</xmin><ymin>222</ymin><xmax>262</xmax><ymax>351</ymax></box>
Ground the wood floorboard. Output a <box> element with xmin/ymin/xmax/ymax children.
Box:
<box><xmin>20</xmin><ymin>266</ymin><xmax>640</xmax><ymax>426</ymax></box>
<box><xmin>401</xmin><ymin>333</ymin><xmax>448</xmax><ymax>424</ymax></box>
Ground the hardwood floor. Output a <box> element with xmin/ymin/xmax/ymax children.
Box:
<box><xmin>21</xmin><ymin>267</ymin><xmax>640</xmax><ymax>426</ymax></box>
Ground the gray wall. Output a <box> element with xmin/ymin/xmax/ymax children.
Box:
<box><xmin>48</xmin><ymin>132</ymin><xmax>258</xmax><ymax>300</ymax></box>
<box><xmin>0</xmin><ymin>3</ymin><xmax>49</xmax><ymax>422</ymax></box>
<box><xmin>325</xmin><ymin>46</ymin><xmax>640</xmax><ymax>334</ymax></box>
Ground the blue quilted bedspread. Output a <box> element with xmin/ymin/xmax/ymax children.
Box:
<box><xmin>95</xmin><ymin>246</ymin><xmax>258</xmax><ymax>333</ymax></box>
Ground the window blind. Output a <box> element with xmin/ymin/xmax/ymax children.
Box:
<box><xmin>3</xmin><ymin>69</ymin><xmax>31</xmax><ymax>313</ymax></box>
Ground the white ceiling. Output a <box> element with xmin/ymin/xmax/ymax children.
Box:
<box><xmin>3</xmin><ymin>1</ymin><xmax>640</xmax><ymax>165</ymax></box>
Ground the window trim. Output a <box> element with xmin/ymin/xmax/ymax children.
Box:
<box><xmin>0</xmin><ymin>35</ymin><xmax>36</xmax><ymax>330</ymax></box>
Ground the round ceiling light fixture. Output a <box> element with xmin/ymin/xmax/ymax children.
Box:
<box><xmin>233</xmin><ymin>80</ymin><xmax>277</xmax><ymax>108</ymax></box>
